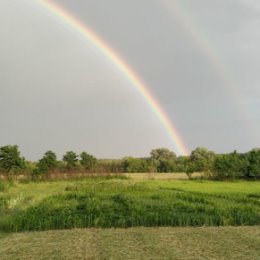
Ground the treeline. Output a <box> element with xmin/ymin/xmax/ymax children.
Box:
<box><xmin>0</xmin><ymin>145</ymin><xmax>259</xmax><ymax>180</ymax></box>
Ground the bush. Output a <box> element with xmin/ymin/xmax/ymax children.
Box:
<box><xmin>245</xmin><ymin>149</ymin><xmax>260</xmax><ymax>179</ymax></box>
<box><xmin>213</xmin><ymin>151</ymin><xmax>248</xmax><ymax>179</ymax></box>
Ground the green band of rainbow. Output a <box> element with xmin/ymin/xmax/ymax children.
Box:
<box><xmin>37</xmin><ymin>0</ymin><xmax>189</xmax><ymax>155</ymax></box>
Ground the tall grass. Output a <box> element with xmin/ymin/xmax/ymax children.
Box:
<box><xmin>0</xmin><ymin>181</ymin><xmax>7</xmax><ymax>192</ymax></box>
<box><xmin>1</xmin><ymin>179</ymin><xmax>259</xmax><ymax>232</ymax></box>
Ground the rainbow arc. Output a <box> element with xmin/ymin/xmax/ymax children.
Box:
<box><xmin>36</xmin><ymin>0</ymin><xmax>189</xmax><ymax>155</ymax></box>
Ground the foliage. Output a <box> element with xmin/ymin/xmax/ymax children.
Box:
<box><xmin>174</xmin><ymin>156</ymin><xmax>189</xmax><ymax>172</ymax></box>
<box><xmin>122</xmin><ymin>157</ymin><xmax>154</xmax><ymax>173</ymax></box>
<box><xmin>80</xmin><ymin>152</ymin><xmax>97</xmax><ymax>172</ymax></box>
<box><xmin>245</xmin><ymin>149</ymin><xmax>260</xmax><ymax>179</ymax></box>
<box><xmin>189</xmin><ymin>147</ymin><xmax>215</xmax><ymax>172</ymax></box>
<box><xmin>150</xmin><ymin>148</ymin><xmax>176</xmax><ymax>172</ymax></box>
<box><xmin>96</xmin><ymin>159</ymin><xmax>124</xmax><ymax>173</ymax></box>
<box><xmin>63</xmin><ymin>151</ymin><xmax>78</xmax><ymax>170</ymax></box>
<box><xmin>0</xmin><ymin>145</ymin><xmax>25</xmax><ymax>174</ymax></box>
<box><xmin>34</xmin><ymin>150</ymin><xmax>58</xmax><ymax>176</ymax></box>
<box><xmin>213</xmin><ymin>151</ymin><xmax>248</xmax><ymax>179</ymax></box>
<box><xmin>0</xmin><ymin>181</ymin><xmax>7</xmax><ymax>192</ymax></box>
<box><xmin>0</xmin><ymin>145</ymin><xmax>259</xmax><ymax>179</ymax></box>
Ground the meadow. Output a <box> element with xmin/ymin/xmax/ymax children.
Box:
<box><xmin>1</xmin><ymin>176</ymin><xmax>260</xmax><ymax>232</ymax></box>
<box><xmin>1</xmin><ymin>226</ymin><xmax>259</xmax><ymax>260</ymax></box>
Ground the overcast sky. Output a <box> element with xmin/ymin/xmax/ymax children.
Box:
<box><xmin>1</xmin><ymin>0</ymin><xmax>260</xmax><ymax>160</ymax></box>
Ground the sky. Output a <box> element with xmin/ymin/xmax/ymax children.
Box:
<box><xmin>0</xmin><ymin>0</ymin><xmax>260</xmax><ymax>160</ymax></box>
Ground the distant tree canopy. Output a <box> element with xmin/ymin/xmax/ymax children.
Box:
<box><xmin>245</xmin><ymin>149</ymin><xmax>260</xmax><ymax>178</ymax></box>
<box><xmin>189</xmin><ymin>147</ymin><xmax>215</xmax><ymax>172</ymax></box>
<box><xmin>0</xmin><ymin>145</ymin><xmax>25</xmax><ymax>173</ymax></box>
<box><xmin>174</xmin><ymin>156</ymin><xmax>189</xmax><ymax>172</ymax></box>
<box><xmin>96</xmin><ymin>159</ymin><xmax>124</xmax><ymax>173</ymax></box>
<box><xmin>150</xmin><ymin>148</ymin><xmax>176</xmax><ymax>172</ymax></box>
<box><xmin>213</xmin><ymin>149</ymin><xmax>260</xmax><ymax>179</ymax></box>
<box><xmin>63</xmin><ymin>151</ymin><xmax>78</xmax><ymax>170</ymax></box>
<box><xmin>35</xmin><ymin>150</ymin><xmax>58</xmax><ymax>174</ymax></box>
<box><xmin>122</xmin><ymin>157</ymin><xmax>152</xmax><ymax>173</ymax></box>
<box><xmin>80</xmin><ymin>152</ymin><xmax>97</xmax><ymax>172</ymax></box>
<box><xmin>0</xmin><ymin>144</ymin><xmax>259</xmax><ymax>180</ymax></box>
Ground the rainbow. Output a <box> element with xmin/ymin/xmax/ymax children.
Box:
<box><xmin>36</xmin><ymin>0</ymin><xmax>189</xmax><ymax>155</ymax></box>
<box><xmin>161</xmin><ymin>0</ymin><xmax>259</xmax><ymax>139</ymax></box>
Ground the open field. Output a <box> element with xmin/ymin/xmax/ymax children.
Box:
<box><xmin>0</xmin><ymin>172</ymin><xmax>200</xmax><ymax>181</ymax></box>
<box><xmin>1</xmin><ymin>178</ymin><xmax>260</xmax><ymax>231</ymax></box>
<box><xmin>0</xmin><ymin>226</ymin><xmax>260</xmax><ymax>260</ymax></box>
<box><xmin>125</xmin><ymin>172</ymin><xmax>202</xmax><ymax>180</ymax></box>
<box><xmin>1</xmin><ymin>177</ymin><xmax>260</xmax><ymax>259</ymax></box>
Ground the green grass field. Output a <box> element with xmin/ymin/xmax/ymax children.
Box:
<box><xmin>1</xmin><ymin>177</ymin><xmax>260</xmax><ymax>231</ymax></box>
<box><xmin>1</xmin><ymin>226</ymin><xmax>259</xmax><ymax>260</ymax></box>
<box><xmin>1</xmin><ymin>177</ymin><xmax>260</xmax><ymax>259</ymax></box>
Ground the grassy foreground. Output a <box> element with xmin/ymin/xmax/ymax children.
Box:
<box><xmin>1</xmin><ymin>178</ymin><xmax>260</xmax><ymax>231</ymax></box>
<box><xmin>0</xmin><ymin>226</ymin><xmax>260</xmax><ymax>260</ymax></box>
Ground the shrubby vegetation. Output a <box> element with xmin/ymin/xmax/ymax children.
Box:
<box><xmin>0</xmin><ymin>145</ymin><xmax>26</xmax><ymax>179</ymax></box>
<box><xmin>1</xmin><ymin>180</ymin><xmax>259</xmax><ymax>231</ymax></box>
<box><xmin>1</xmin><ymin>146</ymin><xmax>259</xmax><ymax>234</ymax></box>
<box><xmin>0</xmin><ymin>145</ymin><xmax>259</xmax><ymax>180</ymax></box>
<box><xmin>213</xmin><ymin>149</ymin><xmax>260</xmax><ymax>179</ymax></box>
<box><xmin>32</xmin><ymin>150</ymin><xmax>58</xmax><ymax>178</ymax></box>
<box><xmin>80</xmin><ymin>152</ymin><xmax>97</xmax><ymax>172</ymax></box>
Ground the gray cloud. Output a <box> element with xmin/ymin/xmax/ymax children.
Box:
<box><xmin>0</xmin><ymin>0</ymin><xmax>259</xmax><ymax>160</ymax></box>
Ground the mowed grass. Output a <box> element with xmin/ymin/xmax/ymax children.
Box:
<box><xmin>0</xmin><ymin>226</ymin><xmax>259</xmax><ymax>260</ymax></box>
<box><xmin>125</xmin><ymin>172</ymin><xmax>202</xmax><ymax>180</ymax></box>
<box><xmin>1</xmin><ymin>177</ymin><xmax>260</xmax><ymax>231</ymax></box>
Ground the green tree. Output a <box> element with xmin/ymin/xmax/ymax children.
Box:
<box><xmin>175</xmin><ymin>156</ymin><xmax>189</xmax><ymax>172</ymax></box>
<box><xmin>37</xmin><ymin>150</ymin><xmax>58</xmax><ymax>174</ymax></box>
<box><xmin>245</xmin><ymin>149</ymin><xmax>260</xmax><ymax>179</ymax></box>
<box><xmin>146</xmin><ymin>158</ymin><xmax>159</xmax><ymax>173</ymax></box>
<box><xmin>213</xmin><ymin>151</ymin><xmax>247</xmax><ymax>179</ymax></box>
<box><xmin>190</xmin><ymin>147</ymin><xmax>215</xmax><ymax>172</ymax></box>
<box><xmin>0</xmin><ymin>145</ymin><xmax>25</xmax><ymax>173</ymax></box>
<box><xmin>185</xmin><ymin>161</ymin><xmax>197</xmax><ymax>179</ymax></box>
<box><xmin>80</xmin><ymin>152</ymin><xmax>97</xmax><ymax>172</ymax></box>
<box><xmin>150</xmin><ymin>148</ymin><xmax>176</xmax><ymax>172</ymax></box>
<box><xmin>63</xmin><ymin>151</ymin><xmax>78</xmax><ymax>170</ymax></box>
<box><xmin>123</xmin><ymin>157</ymin><xmax>149</xmax><ymax>173</ymax></box>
